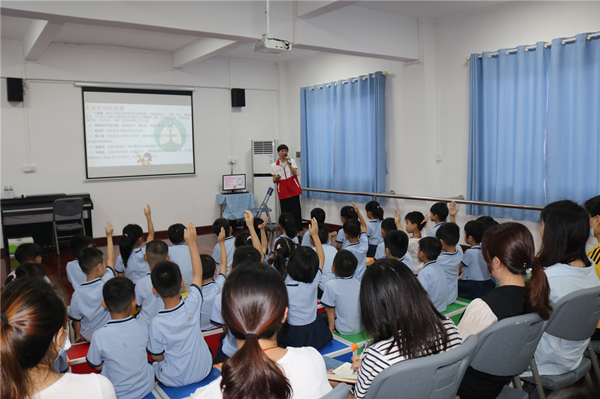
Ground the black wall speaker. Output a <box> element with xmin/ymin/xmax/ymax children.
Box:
<box><xmin>7</xmin><ymin>78</ymin><xmax>24</xmax><ymax>102</ymax></box>
<box><xmin>231</xmin><ymin>88</ymin><xmax>245</xmax><ymax>107</ymax></box>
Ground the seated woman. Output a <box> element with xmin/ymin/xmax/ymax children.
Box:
<box><xmin>350</xmin><ymin>259</ymin><xmax>463</xmax><ymax>399</ymax></box>
<box><xmin>526</xmin><ymin>200</ymin><xmax>600</xmax><ymax>376</ymax></box>
<box><xmin>191</xmin><ymin>262</ymin><xmax>332</xmax><ymax>399</ymax></box>
<box><xmin>457</xmin><ymin>222</ymin><xmax>552</xmax><ymax>399</ymax></box>
<box><xmin>1</xmin><ymin>278</ymin><xmax>117</xmax><ymax>399</ymax></box>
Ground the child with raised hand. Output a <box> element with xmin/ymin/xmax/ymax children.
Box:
<box><xmin>135</xmin><ymin>240</ymin><xmax>169</xmax><ymax>322</ymax></box>
<box><xmin>211</xmin><ymin>218</ymin><xmax>235</xmax><ymax>274</ymax></box>
<box><xmin>87</xmin><ymin>277</ymin><xmax>154</xmax><ymax>399</ymax></box>
<box><xmin>365</xmin><ymin>200</ymin><xmax>384</xmax><ymax>257</ymax></box>
<box><xmin>278</xmin><ymin>218</ymin><xmax>333</xmax><ymax>350</ymax></box>
<box><xmin>271</xmin><ymin>213</ymin><xmax>299</xmax><ymax>255</ymax></box>
<box><xmin>199</xmin><ymin>227</ymin><xmax>228</xmax><ymax>330</ymax></box>
<box><xmin>373</xmin><ymin>217</ymin><xmax>400</xmax><ymax>260</ymax></box>
<box><xmin>315</xmin><ymin>223</ymin><xmax>339</xmax><ymax>299</ymax></box>
<box><xmin>457</xmin><ymin>220</ymin><xmax>496</xmax><ymax>299</ymax></box>
<box><xmin>66</xmin><ymin>234</ymin><xmax>95</xmax><ymax>290</ymax></box>
<box><xmin>167</xmin><ymin>223</ymin><xmax>193</xmax><ymax>292</ymax></box>
<box><xmin>344</xmin><ymin>202</ymin><xmax>369</xmax><ymax>282</ymax></box>
<box><xmin>333</xmin><ymin>205</ymin><xmax>358</xmax><ymax>250</ymax></box>
<box><xmin>302</xmin><ymin>208</ymin><xmax>326</xmax><ymax>248</ymax></box>
<box><xmin>321</xmin><ymin>250</ymin><xmax>361</xmax><ymax>335</ymax></box>
<box><xmin>271</xmin><ymin>237</ymin><xmax>295</xmax><ymax>279</ymax></box>
<box><xmin>115</xmin><ymin>204</ymin><xmax>154</xmax><ymax>284</ymax></box>
<box><xmin>69</xmin><ymin>222</ymin><xmax>116</xmax><ymax>343</ymax></box>
<box><xmin>147</xmin><ymin>221</ymin><xmax>212</xmax><ymax>387</ymax></box>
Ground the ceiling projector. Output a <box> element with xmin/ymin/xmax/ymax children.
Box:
<box><xmin>254</xmin><ymin>34</ymin><xmax>292</xmax><ymax>53</ymax></box>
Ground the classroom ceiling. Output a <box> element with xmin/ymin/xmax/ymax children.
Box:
<box><xmin>1</xmin><ymin>1</ymin><xmax>503</xmax><ymax>63</ymax></box>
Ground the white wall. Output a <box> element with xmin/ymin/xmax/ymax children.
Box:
<box><xmin>1</xmin><ymin>40</ymin><xmax>280</xmax><ymax>240</ymax></box>
<box><xmin>284</xmin><ymin>1</ymin><xmax>600</xmax><ymax>248</ymax></box>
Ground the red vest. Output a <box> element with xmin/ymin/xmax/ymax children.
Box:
<box><xmin>275</xmin><ymin>159</ymin><xmax>302</xmax><ymax>200</ymax></box>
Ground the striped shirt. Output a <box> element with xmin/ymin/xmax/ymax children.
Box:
<box><xmin>354</xmin><ymin>317</ymin><xmax>462</xmax><ymax>399</ymax></box>
<box><xmin>589</xmin><ymin>243</ymin><xmax>600</xmax><ymax>266</ymax></box>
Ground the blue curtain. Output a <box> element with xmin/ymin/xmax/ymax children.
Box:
<box><xmin>300</xmin><ymin>72</ymin><xmax>387</xmax><ymax>203</ymax></box>
<box><xmin>546</xmin><ymin>33</ymin><xmax>600</xmax><ymax>204</ymax></box>
<box><xmin>467</xmin><ymin>43</ymin><xmax>549</xmax><ymax>221</ymax></box>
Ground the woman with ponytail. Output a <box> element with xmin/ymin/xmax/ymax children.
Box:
<box><xmin>1</xmin><ymin>278</ymin><xmax>116</xmax><ymax>399</ymax></box>
<box><xmin>190</xmin><ymin>262</ymin><xmax>332</xmax><ymax>399</ymax></box>
<box><xmin>115</xmin><ymin>204</ymin><xmax>154</xmax><ymax>284</ymax></box>
<box><xmin>525</xmin><ymin>200</ymin><xmax>600</xmax><ymax>377</ymax></box>
<box><xmin>456</xmin><ymin>222</ymin><xmax>551</xmax><ymax>399</ymax></box>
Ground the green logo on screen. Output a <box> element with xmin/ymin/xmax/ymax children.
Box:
<box><xmin>154</xmin><ymin>119</ymin><xmax>187</xmax><ymax>151</ymax></box>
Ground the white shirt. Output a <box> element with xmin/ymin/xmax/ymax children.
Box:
<box><xmin>408</xmin><ymin>237</ymin><xmax>425</xmax><ymax>273</ymax></box>
<box><xmin>271</xmin><ymin>158</ymin><xmax>298</xmax><ymax>181</ymax></box>
<box><xmin>135</xmin><ymin>273</ymin><xmax>164</xmax><ymax>323</ymax></box>
<box><xmin>168</xmin><ymin>244</ymin><xmax>193</xmax><ymax>291</ymax></box>
<box><xmin>66</xmin><ymin>259</ymin><xmax>87</xmax><ymax>291</ymax></box>
<box><xmin>212</xmin><ymin>237</ymin><xmax>235</xmax><ymax>275</ymax></box>
<box><xmin>32</xmin><ymin>373</ymin><xmax>117</xmax><ymax>399</ymax></box>
<box><xmin>115</xmin><ymin>248</ymin><xmax>149</xmax><ymax>284</ymax></box>
<box><xmin>190</xmin><ymin>347</ymin><xmax>332</xmax><ymax>399</ymax></box>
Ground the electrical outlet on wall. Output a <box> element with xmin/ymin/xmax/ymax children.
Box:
<box><xmin>22</xmin><ymin>164</ymin><xmax>36</xmax><ymax>173</ymax></box>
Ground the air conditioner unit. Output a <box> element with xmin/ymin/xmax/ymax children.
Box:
<box><xmin>252</xmin><ymin>140</ymin><xmax>279</xmax><ymax>225</ymax></box>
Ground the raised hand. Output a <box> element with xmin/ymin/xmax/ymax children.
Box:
<box><xmin>105</xmin><ymin>222</ymin><xmax>114</xmax><ymax>237</ymax></box>
<box><xmin>183</xmin><ymin>221</ymin><xmax>197</xmax><ymax>244</ymax></box>
<box><xmin>143</xmin><ymin>204</ymin><xmax>151</xmax><ymax>218</ymax></box>
<box><xmin>217</xmin><ymin>227</ymin><xmax>226</xmax><ymax>244</ymax></box>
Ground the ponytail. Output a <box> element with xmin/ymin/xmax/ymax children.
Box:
<box><xmin>366</xmin><ymin>201</ymin><xmax>384</xmax><ymax>221</ymax></box>
<box><xmin>525</xmin><ymin>262</ymin><xmax>552</xmax><ymax>320</ymax></box>
<box><xmin>119</xmin><ymin>224</ymin><xmax>143</xmax><ymax>268</ymax></box>
<box><xmin>340</xmin><ymin>206</ymin><xmax>358</xmax><ymax>221</ymax></box>
<box><xmin>220</xmin><ymin>263</ymin><xmax>291</xmax><ymax>399</ymax></box>
<box><xmin>481</xmin><ymin>222</ymin><xmax>551</xmax><ymax>320</ymax></box>
<box><xmin>278</xmin><ymin>213</ymin><xmax>298</xmax><ymax>240</ymax></box>
<box><xmin>1</xmin><ymin>279</ymin><xmax>67</xmax><ymax>399</ymax></box>
<box><xmin>272</xmin><ymin>238</ymin><xmax>295</xmax><ymax>279</ymax></box>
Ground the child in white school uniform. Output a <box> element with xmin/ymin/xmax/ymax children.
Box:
<box><xmin>321</xmin><ymin>250</ymin><xmax>361</xmax><ymax>335</ymax></box>
<box><xmin>278</xmin><ymin>218</ymin><xmax>333</xmax><ymax>350</ymax></box>
<box><xmin>115</xmin><ymin>205</ymin><xmax>154</xmax><ymax>284</ymax></box>
<box><xmin>211</xmin><ymin>218</ymin><xmax>235</xmax><ymax>274</ymax></box>
<box><xmin>271</xmin><ymin>237</ymin><xmax>296</xmax><ymax>279</ymax></box>
<box><xmin>416</xmin><ymin>237</ymin><xmax>449</xmax><ymax>313</ymax></box>
<box><xmin>457</xmin><ymin>220</ymin><xmax>496</xmax><ymax>299</ymax></box>
<box><xmin>69</xmin><ymin>223</ymin><xmax>116</xmax><ymax>343</ymax></box>
<box><xmin>373</xmin><ymin>217</ymin><xmax>400</xmax><ymax>260</ymax></box>
<box><xmin>66</xmin><ymin>234</ymin><xmax>95</xmax><ymax>290</ymax></box>
<box><xmin>435</xmin><ymin>222</ymin><xmax>464</xmax><ymax>305</ymax></box>
<box><xmin>200</xmin><ymin>228</ymin><xmax>228</xmax><ymax>330</ymax></box>
<box><xmin>314</xmin><ymin>223</ymin><xmax>338</xmax><ymax>299</ymax></box>
<box><xmin>427</xmin><ymin>202</ymin><xmax>449</xmax><ymax>237</ymax></box>
<box><xmin>302</xmin><ymin>208</ymin><xmax>327</xmax><ymax>248</ymax></box>
<box><xmin>381</xmin><ymin>230</ymin><xmax>414</xmax><ymax>271</ymax></box>
<box><xmin>343</xmin><ymin>202</ymin><xmax>369</xmax><ymax>281</ymax></box>
<box><xmin>333</xmin><ymin>205</ymin><xmax>358</xmax><ymax>250</ymax></box>
<box><xmin>365</xmin><ymin>200</ymin><xmax>384</xmax><ymax>257</ymax></box>
<box><xmin>87</xmin><ymin>277</ymin><xmax>154</xmax><ymax>399</ymax></box>
<box><xmin>134</xmin><ymin>240</ymin><xmax>168</xmax><ymax>322</ymax></box>
<box><xmin>147</xmin><ymin>222</ymin><xmax>212</xmax><ymax>387</ymax></box>
<box><xmin>271</xmin><ymin>213</ymin><xmax>299</xmax><ymax>254</ymax></box>
<box><xmin>403</xmin><ymin>210</ymin><xmax>427</xmax><ymax>273</ymax></box>
<box><xmin>167</xmin><ymin>223</ymin><xmax>193</xmax><ymax>292</ymax></box>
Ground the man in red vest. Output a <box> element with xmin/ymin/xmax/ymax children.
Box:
<box><xmin>272</xmin><ymin>144</ymin><xmax>303</xmax><ymax>235</ymax></box>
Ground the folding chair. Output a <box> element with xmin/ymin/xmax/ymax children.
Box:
<box><xmin>523</xmin><ymin>285</ymin><xmax>600</xmax><ymax>399</ymax></box>
<box><xmin>363</xmin><ymin>335</ymin><xmax>478</xmax><ymax>399</ymax></box>
<box><xmin>53</xmin><ymin>197</ymin><xmax>85</xmax><ymax>255</ymax></box>
<box><xmin>249</xmin><ymin>187</ymin><xmax>274</xmax><ymax>232</ymax></box>
<box><xmin>468</xmin><ymin>313</ymin><xmax>545</xmax><ymax>399</ymax></box>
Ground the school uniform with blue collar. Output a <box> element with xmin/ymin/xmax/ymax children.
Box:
<box><xmin>301</xmin><ymin>231</ymin><xmax>332</xmax><ymax>249</ymax></box>
<box><xmin>115</xmin><ymin>247</ymin><xmax>149</xmax><ymax>284</ymax></box>
<box><xmin>68</xmin><ymin>267</ymin><xmax>116</xmax><ymax>341</ymax></box>
<box><xmin>148</xmin><ymin>283</ymin><xmax>212</xmax><ymax>387</ymax></box>
<box><xmin>317</xmin><ymin>244</ymin><xmax>339</xmax><ymax>299</ymax></box>
<box><xmin>429</xmin><ymin>222</ymin><xmax>445</xmax><ymax>237</ymax></box>
<box><xmin>278</xmin><ymin>270</ymin><xmax>332</xmax><ymax>350</ymax></box>
<box><xmin>417</xmin><ymin>261</ymin><xmax>450</xmax><ymax>312</ymax></box>
<box><xmin>135</xmin><ymin>272</ymin><xmax>164</xmax><ymax>322</ymax></box>
<box><xmin>66</xmin><ymin>259</ymin><xmax>87</xmax><ymax>291</ymax></box>
<box><xmin>86</xmin><ymin>316</ymin><xmax>154</xmax><ymax>399</ymax></box>
<box><xmin>271</xmin><ymin>234</ymin><xmax>299</xmax><ymax>254</ymax></box>
<box><xmin>212</xmin><ymin>236</ymin><xmax>236</xmax><ymax>274</ymax></box>
<box><xmin>457</xmin><ymin>245</ymin><xmax>496</xmax><ymax>299</ymax></box>
<box><xmin>374</xmin><ymin>244</ymin><xmax>414</xmax><ymax>272</ymax></box>
<box><xmin>320</xmin><ymin>276</ymin><xmax>362</xmax><ymax>335</ymax></box>
<box><xmin>346</xmin><ymin>233</ymin><xmax>369</xmax><ymax>282</ymax></box>
<box><xmin>436</xmin><ymin>244</ymin><xmax>464</xmax><ymax>304</ymax></box>
<box><xmin>367</xmin><ymin>219</ymin><xmax>383</xmax><ymax>257</ymax></box>
<box><xmin>200</xmin><ymin>273</ymin><xmax>226</xmax><ymax>330</ymax></box>
<box><xmin>168</xmin><ymin>244</ymin><xmax>193</xmax><ymax>291</ymax></box>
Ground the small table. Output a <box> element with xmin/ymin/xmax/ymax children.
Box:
<box><xmin>216</xmin><ymin>192</ymin><xmax>256</xmax><ymax>220</ymax></box>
